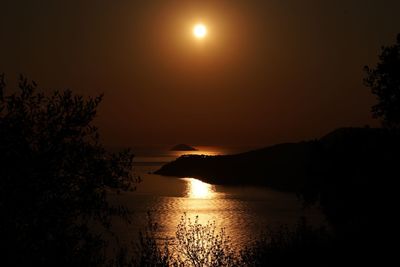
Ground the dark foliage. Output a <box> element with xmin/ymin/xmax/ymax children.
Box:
<box><xmin>133</xmin><ymin>213</ymin><xmax>173</xmax><ymax>267</ymax></box>
<box><xmin>364</xmin><ymin>33</ymin><xmax>400</xmax><ymax>128</ymax></box>
<box><xmin>0</xmin><ymin>75</ymin><xmax>137</xmax><ymax>266</ymax></box>
<box><xmin>239</xmin><ymin>218</ymin><xmax>333</xmax><ymax>267</ymax></box>
<box><xmin>174</xmin><ymin>215</ymin><xmax>235</xmax><ymax>267</ymax></box>
<box><xmin>134</xmin><ymin>214</ymin><xmax>235</xmax><ymax>267</ymax></box>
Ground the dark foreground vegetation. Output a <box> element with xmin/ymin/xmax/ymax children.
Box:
<box><xmin>0</xmin><ymin>75</ymin><xmax>138</xmax><ymax>266</ymax></box>
<box><xmin>131</xmin><ymin>214</ymin><xmax>334</xmax><ymax>267</ymax></box>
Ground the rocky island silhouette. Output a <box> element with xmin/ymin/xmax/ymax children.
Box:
<box><xmin>170</xmin><ymin>144</ymin><xmax>198</xmax><ymax>151</ymax></box>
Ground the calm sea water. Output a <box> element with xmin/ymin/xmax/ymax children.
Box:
<box><xmin>109</xmin><ymin>146</ymin><xmax>323</xmax><ymax>250</ymax></box>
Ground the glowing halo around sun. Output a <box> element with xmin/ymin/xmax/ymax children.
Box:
<box><xmin>193</xmin><ymin>23</ymin><xmax>207</xmax><ymax>39</ymax></box>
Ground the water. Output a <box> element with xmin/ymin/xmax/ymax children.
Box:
<box><xmin>109</xmin><ymin>146</ymin><xmax>323</xmax><ymax>250</ymax></box>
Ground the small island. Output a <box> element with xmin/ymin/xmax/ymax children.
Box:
<box><xmin>170</xmin><ymin>144</ymin><xmax>198</xmax><ymax>151</ymax></box>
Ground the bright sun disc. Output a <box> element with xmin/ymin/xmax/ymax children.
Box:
<box><xmin>193</xmin><ymin>24</ymin><xmax>207</xmax><ymax>39</ymax></box>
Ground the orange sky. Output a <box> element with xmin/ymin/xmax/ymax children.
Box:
<box><xmin>1</xmin><ymin>0</ymin><xmax>400</xmax><ymax>146</ymax></box>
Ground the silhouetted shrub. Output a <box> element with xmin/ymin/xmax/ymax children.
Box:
<box><xmin>174</xmin><ymin>215</ymin><xmax>235</xmax><ymax>267</ymax></box>
<box><xmin>239</xmin><ymin>218</ymin><xmax>333</xmax><ymax>267</ymax></box>
<box><xmin>364</xmin><ymin>33</ymin><xmax>400</xmax><ymax>129</ymax></box>
<box><xmin>135</xmin><ymin>214</ymin><xmax>235</xmax><ymax>267</ymax></box>
<box><xmin>133</xmin><ymin>213</ymin><xmax>173</xmax><ymax>267</ymax></box>
<box><xmin>0</xmin><ymin>75</ymin><xmax>138</xmax><ymax>266</ymax></box>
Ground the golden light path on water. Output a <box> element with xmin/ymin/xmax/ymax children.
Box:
<box><xmin>182</xmin><ymin>178</ymin><xmax>216</xmax><ymax>199</ymax></box>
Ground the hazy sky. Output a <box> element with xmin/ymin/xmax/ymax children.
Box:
<box><xmin>1</xmin><ymin>0</ymin><xmax>400</xmax><ymax>146</ymax></box>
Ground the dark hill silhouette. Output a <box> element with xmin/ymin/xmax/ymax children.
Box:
<box><xmin>156</xmin><ymin>127</ymin><xmax>399</xmax><ymax>193</ymax></box>
<box><xmin>158</xmin><ymin>141</ymin><xmax>317</xmax><ymax>191</ymax></box>
<box><xmin>170</xmin><ymin>144</ymin><xmax>198</xmax><ymax>151</ymax></box>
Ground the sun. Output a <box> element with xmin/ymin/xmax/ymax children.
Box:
<box><xmin>193</xmin><ymin>23</ymin><xmax>207</xmax><ymax>39</ymax></box>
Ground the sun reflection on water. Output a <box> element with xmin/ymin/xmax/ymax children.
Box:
<box><xmin>182</xmin><ymin>178</ymin><xmax>216</xmax><ymax>199</ymax></box>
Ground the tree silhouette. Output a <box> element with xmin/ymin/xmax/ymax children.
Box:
<box><xmin>0</xmin><ymin>75</ymin><xmax>138</xmax><ymax>266</ymax></box>
<box><xmin>364</xmin><ymin>33</ymin><xmax>400</xmax><ymax>129</ymax></box>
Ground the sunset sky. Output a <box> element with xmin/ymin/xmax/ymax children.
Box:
<box><xmin>1</xmin><ymin>0</ymin><xmax>400</xmax><ymax>146</ymax></box>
